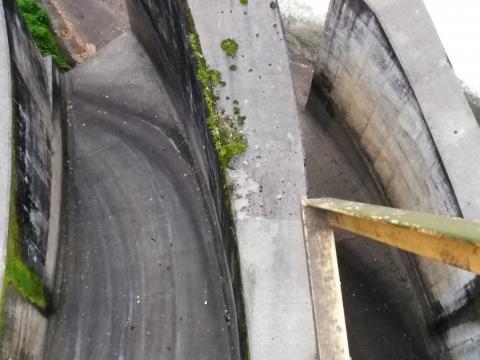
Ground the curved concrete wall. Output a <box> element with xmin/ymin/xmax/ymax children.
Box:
<box><xmin>0</xmin><ymin>0</ymin><xmax>65</xmax><ymax>358</ymax></box>
<box><xmin>124</xmin><ymin>1</ymin><xmax>317</xmax><ymax>359</ymax></box>
<box><xmin>124</xmin><ymin>0</ymin><xmax>248</xmax><ymax>357</ymax></box>
<box><xmin>316</xmin><ymin>0</ymin><xmax>480</xmax><ymax>358</ymax></box>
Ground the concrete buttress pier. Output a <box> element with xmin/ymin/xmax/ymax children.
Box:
<box><xmin>188</xmin><ymin>1</ymin><xmax>317</xmax><ymax>358</ymax></box>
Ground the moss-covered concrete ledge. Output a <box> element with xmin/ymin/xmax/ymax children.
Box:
<box><xmin>188</xmin><ymin>0</ymin><xmax>316</xmax><ymax>358</ymax></box>
<box><xmin>0</xmin><ymin>0</ymin><xmax>66</xmax><ymax>358</ymax></box>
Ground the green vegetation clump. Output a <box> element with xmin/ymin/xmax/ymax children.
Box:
<box><xmin>220</xmin><ymin>38</ymin><xmax>239</xmax><ymax>58</ymax></box>
<box><xmin>188</xmin><ymin>33</ymin><xmax>247</xmax><ymax>169</ymax></box>
<box><xmin>4</xmin><ymin>257</ymin><xmax>47</xmax><ymax>310</ymax></box>
<box><xmin>240</xmin><ymin>0</ymin><xmax>248</xmax><ymax>5</ymax></box>
<box><xmin>16</xmin><ymin>0</ymin><xmax>71</xmax><ymax>70</ymax></box>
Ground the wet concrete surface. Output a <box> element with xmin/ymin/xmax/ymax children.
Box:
<box><xmin>44</xmin><ymin>32</ymin><xmax>239</xmax><ymax>360</ymax></box>
<box><xmin>301</xmin><ymin>93</ymin><xmax>433</xmax><ymax>359</ymax></box>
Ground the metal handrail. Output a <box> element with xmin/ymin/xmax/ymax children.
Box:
<box><xmin>301</xmin><ymin>197</ymin><xmax>480</xmax><ymax>360</ymax></box>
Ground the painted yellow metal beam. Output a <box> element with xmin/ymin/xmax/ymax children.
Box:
<box><xmin>303</xmin><ymin>198</ymin><xmax>480</xmax><ymax>274</ymax></box>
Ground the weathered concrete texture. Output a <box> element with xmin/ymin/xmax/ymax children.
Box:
<box><xmin>45</xmin><ymin>32</ymin><xmax>239</xmax><ymax>360</ymax></box>
<box><xmin>366</xmin><ymin>0</ymin><xmax>480</xmax><ymax>221</ymax></box>
<box><xmin>318</xmin><ymin>0</ymin><xmax>470</xmax><ymax>317</ymax></box>
<box><xmin>0</xmin><ymin>0</ymin><xmax>12</xmax><ymax>300</ymax></box>
<box><xmin>125</xmin><ymin>0</ymin><xmax>247</xmax><ymax>356</ymax></box>
<box><xmin>44</xmin><ymin>56</ymin><xmax>65</xmax><ymax>290</ymax></box>
<box><xmin>301</xmin><ymin>94</ymin><xmax>437</xmax><ymax>359</ymax></box>
<box><xmin>188</xmin><ymin>0</ymin><xmax>316</xmax><ymax>358</ymax></box>
<box><xmin>289</xmin><ymin>54</ymin><xmax>314</xmax><ymax>110</ymax></box>
<box><xmin>365</xmin><ymin>2</ymin><xmax>480</xmax><ymax>326</ymax></box>
<box><xmin>40</xmin><ymin>0</ymin><xmax>129</xmax><ymax>55</ymax></box>
<box><xmin>5</xmin><ymin>0</ymin><xmax>54</xmax><ymax>273</ymax></box>
<box><xmin>317</xmin><ymin>0</ymin><xmax>480</xmax><ymax>358</ymax></box>
<box><xmin>1</xmin><ymin>286</ymin><xmax>47</xmax><ymax>360</ymax></box>
<box><xmin>0</xmin><ymin>1</ymin><xmax>65</xmax><ymax>359</ymax></box>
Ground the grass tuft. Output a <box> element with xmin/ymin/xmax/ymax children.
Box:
<box><xmin>220</xmin><ymin>38</ymin><xmax>239</xmax><ymax>58</ymax></box>
<box><xmin>188</xmin><ymin>33</ymin><xmax>247</xmax><ymax>170</ymax></box>
<box><xmin>16</xmin><ymin>0</ymin><xmax>71</xmax><ymax>70</ymax></box>
<box><xmin>240</xmin><ymin>0</ymin><xmax>248</xmax><ymax>5</ymax></box>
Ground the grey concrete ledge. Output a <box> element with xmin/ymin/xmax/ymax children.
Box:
<box><xmin>0</xmin><ymin>0</ymin><xmax>13</xmax><ymax>294</ymax></box>
<box><xmin>188</xmin><ymin>0</ymin><xmax>316</xmax><ymax>358</ymax></box>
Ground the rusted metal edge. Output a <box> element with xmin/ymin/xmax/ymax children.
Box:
<box><xmin>303</xmin><ymin>198</ymin><xmax>480</xmax><ymax>274</ymax></box>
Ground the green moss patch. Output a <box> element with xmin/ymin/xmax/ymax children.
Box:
<box><xmin>4</xmin><ymin>257</ymin><xmax>46</xmax><ymax>310</ymax></box>
<box><xmin>16</xmin><ymin>0</ymin><xmax>71</xmax><ymax>70</ymax></box>
<box><xmin>188</xmin><ymin>33</ymin><xmax>247</xmax><ymax>169</ymax></box>
<box><xmin>220</xmin><ymin>38</ymin><xmax>239</xmax><ymax>58</ymax></box>
<box><xmin>182</xmin><ymin>5</ymin><xmax>250</xmax><ymax>358</ymax></box>
<box><xmin>240</xmin><ymin>0</ymin><xmax>248</xmax><ymax>5</ymax></box>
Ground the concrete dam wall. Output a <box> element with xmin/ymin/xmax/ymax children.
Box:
<box><xmin>0</xmin><ymin>0</ymin><xmax>65</xmax><ymax>358</ymax></box>
<box><xmin>125</xmin><ymin>0</ymin><xmax>249</xmax><ymax>356</ymax></box>
<box><xmin>125</xmin><ymin>1</ymin><xmax>315</xmax><ymax>358</ymax></box>
<box><xmin>0</xmin><ymin>0</ymin><xmax>251</xmax><ymax>355</ymax></box>
<box><xmin>313</xmin><ymin>0</ymin><xmax>480</xmax><ymax>358</ymax></box>
<box><xmin>1</xmin><ymin>0</ymin><xmax>480</xmax><ymax>358</ymax></box>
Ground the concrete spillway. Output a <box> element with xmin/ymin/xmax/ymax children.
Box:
<box><xmin>44</xmin><ymin>32</ymin><xmax>240</xmax><ymax>359</ymax></box>
<box><xmin>2</xmin><ymin>0</ymin><xmax>480</xmax><ymax>358</ymax></box>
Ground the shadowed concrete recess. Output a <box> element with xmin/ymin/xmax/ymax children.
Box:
<box><xmin>301</xmin><ymin>92</ymin><xmax>434</xmax><ymax>359</ymax></box>
<box><xmin>44</xmin><ymin>32</ymin><xmax>239</xmax><ymax>359</ymax></box>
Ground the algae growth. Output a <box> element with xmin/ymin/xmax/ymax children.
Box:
<box><xmin>221</xmin><ymin>38</ymin><xmax>239</xmax><ymax>58</ymax></box>
<box><xmin>16</xmin><ymin>0</ymin><xmax>71</xmax><ymax>70</ymax></box>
